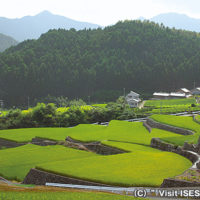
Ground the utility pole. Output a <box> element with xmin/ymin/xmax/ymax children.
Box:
<box><xmin>0</xmin><ymin>100</ymin><xmax>3</xmax><ymax>110</ymax></box>
<box><xmin>123</xmin><ymin>88</ymin><xmax>126</xmax><ymax>98</ymax></box>
<box><xmin>194</xmin><ymin>81</ymin><xmax>196</xmax><ymax>89</ymax></box>
<box><xmin>88</xmin><ymin>96</ymin><xmax>90</xmax><ymax>105</ymax></box>
<box><xmin>27</xmin><ymin>96</ymin><xmax>30</xmax><ymax>109</ymax></box>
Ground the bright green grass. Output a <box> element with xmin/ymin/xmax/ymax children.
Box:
<box><xmin>0</xmin><ymin>144</ymin><xmax>96</xmax><ymax>181</ymax></box>
<box><xmin>0</xmin><ymin>121</ymin><xmax>181</xmax><ymax>145</ymax></box>
<box><xmin>195</xmin><ymin>115</ymin><xmax>200</xmax><ymax>123</ymax></box>
<box><xmin>0</xmin><ymin>127</ymin><xmax>72</xmax><ymax>142</ymax></box>
<box><xmin>56</xmin><ymin>107</ymin><xmax>69</xmax><ymax>113</ymax></box>
<box><xmin>38</xmin><ymin>141</ymin><xmax>191</xmax><ymax>187</ymax></box>
<box><xmin>145</xmin><ymin>98</ymin><xmax>195</xmax><ymax>107</ymax></box>
<box><xmin>92</xmin><ymin>104</ymin><xmax>107</xmax><ymax>108</ymax></box>
<box><xmin>148</xmin><ymin>105</ymin><xmax>200</xmax><ymax>114</ymax></box>
<box><xmin>0</xmin><ymin>111</ymin><xmax>8</xmax><ymax>117</ymax></box>
<box><xmin>0</xmin><ymin>190</ymin><xmax>142</xmax><ymax>200</ymax></box>
<box><xmin>0</xmin><ymin>120</ymin><xmax>192</xmax><ymax>186</ymax></box>
<box><xmin>150</xmin><ymin>114</ymin><xmax>200</xmax><ymax>145</ymax></box>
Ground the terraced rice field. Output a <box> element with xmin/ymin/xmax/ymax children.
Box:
<box><xmin>0</xmin><ymin>120</ymin><xmax>192</xmax><ymax>187</ymax></box>
<box><xmin>38</xmin><ymin>142</ymin><xmax>190</xmax><ymax>186</ymax></box>
<box><xmin>145</xmin><ymin>98</ymin><xmax>196</xmax><ymax>107</ymax></box>
<box><xmin>150</xmin><ymin>114</ymin><xmax>200</xmax><ymax>145</ymax></box>
<box><xmin>0</xmin><ymin>120</ymin><xmax>182</xmax><ymax>145</ymax></box>
<box><xmin>144</xmin><ymin>98</ymin><xmax>200</xmax><ymax>114</ymax></box>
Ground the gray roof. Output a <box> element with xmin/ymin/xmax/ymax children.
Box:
<box><xmin>129</xmin><ymin>91</ymin><xmax>139</xmax><ymax>96</ymax></box>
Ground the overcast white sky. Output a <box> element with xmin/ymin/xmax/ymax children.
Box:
<box><xmin>1</xmin><ymin>0</ymin><xmax>200</xmax><ymax>26</ymax></box>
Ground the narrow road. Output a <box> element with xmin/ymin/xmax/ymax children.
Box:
<box><xmin>45</xmin><ymin>183</ymin><xmax>195</xmax><ymax>199</ymax></box>
<box><xmin>139</xmin><ymin>100</ymin><xmax>146</xmax><ymax>109</ymax></box>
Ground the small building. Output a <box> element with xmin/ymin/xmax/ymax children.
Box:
<box><xmin>177</xmin><ymin>88</ymin><xmax>191</xmax><ymax>96</ymax></box>
<box><xmin>169</xmin><ymin>92</ymin><xmax>186</xmax><ymax>99</ymax></box>
<box><xmin>126</xmin><ymin>91</ymin><xmax>141</xmax><ymax>108</ymax></box>
<box><xmin>191</xmin><ymin>88</ymin><xmax>200</xmax><ymax>95</ymax></box>
<box><xmin>153</xmin><ymin>92</ymin><xmax>186</xmax><ymax>100</ymax></box>
<box><xmin>153</xmin><ymin>92</ymin><xmax>170</xmax><ymax>100</ymax></box>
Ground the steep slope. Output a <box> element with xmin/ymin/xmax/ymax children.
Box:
<box><xmin>0</xmin><ymin>20</ymin><xmax>200</xmax><ymax>106</ymax></box>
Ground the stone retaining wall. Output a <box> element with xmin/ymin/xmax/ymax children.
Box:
<box><xmin>65</xmin><ymin>136</ymin><xmax>126</xmax><ymax>155</ymax></box>
<box><xmin>23</xmin><ymin>168</ymin><xmax>110</xmax><ymax>186</ymax></box>
<box><xmin>0</xmin><ymin>138</ymin><xmax>25</xmax><ymax>149</ymax></box>
<box><xmin>151</xmin><ymin>138</ymin><xmax>198</xmax><ymax>163</ymax></box>
<box><xmin>151</xmin><ymin>138</ymin><xmax>200</xmax><ymax>187</ymax></box>
<box><xmin>146</xmin><ymin>118</ymin><xmax>193</xmax><ymax>135</ymax></box>
<box><xmin>31</xmin><ymin>137</ymin><xmax>57</xmax><ymax>146</ymax></box>
<box><xmin>161</xmin><ymin>178</ymin><xmax>200</xmax><ymax>188</ymax></box>
<box><xmin>143</xmin><ymin>121</ymin><xmax>151</xmax><ymax>133</ymax></box>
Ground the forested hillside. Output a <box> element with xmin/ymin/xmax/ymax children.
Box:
<box><xmin>1</xmin><ymin>20</ymin><xmax>200</xmax><ymax>106</ymax></box>
<box><xmin>0</xmin><ymin>33</ymin><xmax>18</xmax><ymax>52</ymax></box>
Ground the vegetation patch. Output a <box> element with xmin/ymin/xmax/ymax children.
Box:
<box><xmin>92</xmin><ymin>104</ymin><xmax>107</xmax><ymax>108</ymax></box>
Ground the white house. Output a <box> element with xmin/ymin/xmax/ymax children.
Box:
<box><xmin>126</xmin><ymin>91</ymin><xmax>141</xmax><ymax>108</ymax></box>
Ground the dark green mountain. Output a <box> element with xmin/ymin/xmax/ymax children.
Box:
<box><xmin>0</xmin><ymin>33</ymin><xmax>18</xmax><ymax>52</ymax></box>
<box><xmin>0</xmin><ymin>20</ymin><xmax>200</xmax><ymax>106</ymax></box>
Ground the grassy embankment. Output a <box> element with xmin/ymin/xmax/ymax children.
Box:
<box><xmin>0</xmin><ymin>183</ymin><xmax>142</xmax><ymax>200</ymax></box>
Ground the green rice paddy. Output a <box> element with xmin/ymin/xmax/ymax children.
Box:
<box><xmin>145</xmin><ymin>98</ymin><xmax>195</xmax><ymax>107</ymax></box>
<box><xmin>0</xmin><ymin>144</ymin><xmax>96</xmax><ymax>181</ymax></box>
<box><xmin>38</xmin><ymin>141</ymin><xmax>190</xmax><ymax>187</ymax></box>
<box><xmin>0</xmin><ymin>119</ymin><xmax>192</xmax><ymax>187</ymax></box>
<box><xmin>150</xmin><ymin>114</ymin><xmax>200</xmax><ymax>145</ymax></box>
<box><xmin>0</xmin><ymin>120</ymin><xmax>181</xmax><ymax>145</ymax></box>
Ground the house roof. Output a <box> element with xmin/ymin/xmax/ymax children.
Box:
<box><xmin>170</xmin><ymin>92</ymin><xmax>186</xmax><ymax>97</ymax></box>
<box><xmin>127</xmin><ymin>98</ymin><xmax>141</xmax><ymax>103</ymax></box>
<box><xmin>129</xmin><ymin>91</ymin><xmax>139</xmax><ymax>96</ymax></box>
<box><xmin>153</xmin><ymin>92</ymin><xmax>169</xmax><ymax>97</ymax></box>
<box><xmin>153</xmin><ymin>92</ymin><xmax>186</xmax><ymax>97</ymax></box>
<box><xmin>180</xmin><ymin>88</ymin><xmax>190</xmax><ymax>93</ymax></box>
<box><xmin>191</xmin><ymin>87</ymin><xmax>200</xmax><ymax>92</ymax></box>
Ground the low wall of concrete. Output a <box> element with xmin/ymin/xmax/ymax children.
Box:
<box><xmin>23</xmin><ymin>168</ymin><xmax>110</xmax><ymax>186</ymax></box>
<box><xmin>147</xmin><ymin>118</ymin><xmax>193</xmax><ymax>135</ymax></box>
